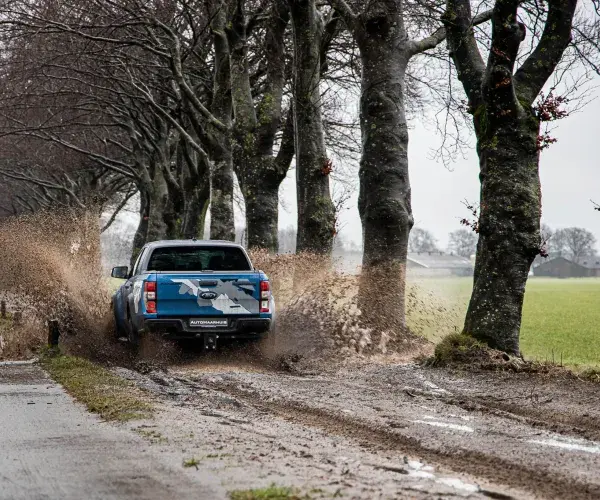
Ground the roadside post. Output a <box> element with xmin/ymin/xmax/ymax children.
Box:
<box><xmin>48</xmin><ymin>319</ymin><xmax>60</xmax><ymax>347</ymax></box>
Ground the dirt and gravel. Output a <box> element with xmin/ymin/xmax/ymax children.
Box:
<box><xmin>4</xmin><ymin>348</ymin><xmax>600</xmax><ymax>499</ymax></box>
<box><xmin>101</xmin><ymin>346</ymin><xmax>600</xmax><ymax>500</ymax></box>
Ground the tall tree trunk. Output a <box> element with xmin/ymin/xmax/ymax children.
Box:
<box><xmin>444</xmin><ymin>0</ymin><xmax>577</xmax><ymax>353</ymax></box>
<box><xmin>235</xmin><ymin>113</ymin><xmax>294</xmax><ymax>251</ymax></box>
<box><xmin>145</xmin><ymin>166</ymin><xmax>170</xmax><ymax>242</ymax></box>
<box><xmin>356</xmin><ymin>32</ymin><xmax>414</xmax><ymax>327</ymax></box>
<box><xmin>289</xmin><ymin>0</ymin><xmax>335</xmax><ymax>254</ymax></box>
<box><xmin>209</xmin><ymin>140</ymin><xmax>235</xmax><ymax>240</ymax></box>
<box><xmin>464</xmin><ymin>107</ymin><xmax>541</xmax><ymax>353</ymax></box>
<box><xmin>209</xmin><ymin>2</ymin><xmax>235</xmax><ymax>241</ymax></box>
<box><xmin>130</xmin><ymin>187</ymin><xmax>149</xmax><ymax>268</ymax></box>
<box><xmin>326</xmin><ymin>0</ymin><xmax>418</xmax><ymax>331</ymax></box>
<box><xmin>243</xmin><ymin>163</ymin><xmax>281</xmax><ymax>250</ymax></box>
<box><xmin>228</xmin><ymin>0</ymin><xmax>292</xmax><ymax>252</ymax></box>
<box><xmin>181</xmin><ymin>184</ymin><xmax>210</xmax><ymax>239</ymax></box>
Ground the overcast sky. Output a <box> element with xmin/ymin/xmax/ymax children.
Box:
<box><xmin>275</xmin><ymin>84</ymin><xmax>600</xmax><ymax>251</ymax></box>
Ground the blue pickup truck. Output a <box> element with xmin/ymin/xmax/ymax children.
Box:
<box><xmin>110</xmin><ymin>240</ymin><xmax>274</xmax><ymax>350</ymax></box>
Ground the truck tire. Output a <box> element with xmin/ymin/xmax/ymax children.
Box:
<box><xmin>128</xmin><ymin>323</ymin><xmax>140</xmax><ymax>349</ymax></box>
<box><xmin>113</xmin><ymin>301</ymin><xmax>125</xmax><ymax>339</ymax></box>
<box><xmin>127</xmin><ymin>310</ymin><xmax>140</xmax><ymax>349</ymax></box>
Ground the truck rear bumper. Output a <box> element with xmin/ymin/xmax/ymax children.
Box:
<box><xmin>141</xmin><ymin>317</ymin><xmax>271</xmax><ymax>341</ymax></box>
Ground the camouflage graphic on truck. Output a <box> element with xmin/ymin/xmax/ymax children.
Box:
<box><xmin>171</xmin><ymin>278</ymin><xmax>258</xmax><ymax>314</ymax></box>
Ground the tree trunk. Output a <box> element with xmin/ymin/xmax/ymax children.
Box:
<box><xmin>463</xmin><ymin>106</ymin><xmax>541</xmax><ymax>354</ymax></box>
<box><xmin>130</xmin><ymin>188</ymin><xmax>149</xmax><ymax>268</ymax></box>
<box><xmin>356</xmin><ymin>32</ymin><xmax>413</xmax><ymax>327</ymax></box>
<box><xmin>289</xmin><ymin>0</ymin><xmax>335</xmax><ymax>254</ymax></box>
<box><xmin>442</xmin><ymin>0</ymin><xmax>576</xmax><ymax>354</ymax></box>
<box><xmin>228</xmin><ymin>0</ymin><xmax>292</xmax><ymax>253</ymax></box>
<box><xmin>181</xmin><ymin>184</ymin><xmax>210</xmax><ymax>239</ymax></box>
<box><xmin>145</xmin><ymin>166</ymin><xmax>170</xmax><ymax>242</ymax></box>
<box><xmin>243</xmin><ymin>165</ymin><xmax>280</xmax><ymax>251</ymax></box>
<box><xmin>209</xmin><ymin>143</ymin><xmax>235</xmax><ymax>241</ymax></box>
<box><xmin>209</xmin><ymin>2</ymin><xmax>235</xmax><ymax>241</ymax></box>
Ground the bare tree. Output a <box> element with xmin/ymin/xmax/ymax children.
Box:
<box><xmin>289</xmin><ymin>0</ymin><xmax>336</xmax><ymax>253</ymax></box>
<box><xmin>0</xmin><ymin>1</ymin><xmax>237</xmax><ymax>247</ymax></box>
<box><xmin>551</xmin><ymin>227</ymin><xmax>597</xmax><ymax>261</ymax></box>
<box><xmin>409</xmin><ymin>227</ymin><xmax>439</xmax><ymax>253</ymax></box>
<box><xmin>228</xmin><ymin>0</ymin><xmax>295</xmax><ymax>252</ymax></box>
<box><xmin>443</xmin><ymin>0</ymin><xmax>579</xmax><ymax>354</ymax></box>
<box><xmin>326</xmin><ymin>0</ymin><xmax>492</xmax><ymax>327</ymax></box>
<box><xmin>448</xmin><ymin>229</ymin><xmax>477</xmax><ymax>258</ymax></box>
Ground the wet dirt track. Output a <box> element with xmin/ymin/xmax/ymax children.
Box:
<box><xmin>114</xmin><ymin>354</ymin><xmax>600</xmax><ymax>500</ymax></box>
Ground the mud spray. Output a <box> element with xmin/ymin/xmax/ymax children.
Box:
<box><xmin>249</xmin><ymin>251</ymin><xmax>462</xmax><ymax>372</ymax></box>
<box><xmin>0</xmin><ymin>210</ymin><xmax>117</xmax><ymax>360</ymax></box>
<box><xmin>0</xmin><ymin>212</ymin><xmax>462</xmax><ymax>372</ymax></box>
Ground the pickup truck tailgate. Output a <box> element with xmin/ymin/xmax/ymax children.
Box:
<box><xmin>155</xmin><ymin>273</ymin><xmax>261</xmax><ymax>316</ymax></box>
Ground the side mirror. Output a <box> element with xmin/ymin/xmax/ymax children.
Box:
<box><xmin>111</xmin><ymin>266</ymin><xmax>129</xmax><ymax>279</ymax></box>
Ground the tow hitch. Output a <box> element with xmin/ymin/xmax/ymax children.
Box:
<box><xmin>204</xmin><ymin>333</ymin><xmax>218</xmax><ymax>350</ymax></box>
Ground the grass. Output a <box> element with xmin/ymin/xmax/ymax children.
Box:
<box><xmin>0</xmin><ymin>315</ymin><xmax>46</xmax><ymax>360</ymax></box>
<box><xmin>40</xmin><ymin>352</ymin><xmax>153</xmax><ymax>421</ymax></box>
<box><xmin>410</xmin><ymin>277</ymin><xmax>600</xmax><ymax>369</ymax></box>
<box><xmin>229</xmin><ymin>484</ymin><xmax>307</xmax><ymax>500</ymax></box>
<box><xmin>429</xmin><ymin>332</ymin><xmax>488</xmax><ymax>367</ymax></box>
<box><xmin>135</xmin><ymin>427</ymin><xmax>168</xmax><ymax>444</ymax></box>
<box><xmin>107</xmin><ymin>277</ymin><xmax>126</xmax><ymax>293</ymax></box>
<box><xmin>183</xmin><ymin>457</ymin><xmax>200</xmax><ymax>469</ymax></box>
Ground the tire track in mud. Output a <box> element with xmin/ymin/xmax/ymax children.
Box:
<box><xmin>334</xmin><ymin>365</ymin><xmax>600</xmax><ymax>444</ymax></box>
<box><xmin>198</xmin><ymin>378</ymin><xmax>600</xmax><ymax>500</ymax></box>
<box><xmin>441</xmin><ymin>396</ymin><xmax>600</xmax><ymax>443</ymax></box>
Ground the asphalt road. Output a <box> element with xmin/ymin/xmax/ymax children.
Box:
<box><xmin>0</xmin><ymin>361</ymin><xmax>222</xmax><ymax>500</ymax></box>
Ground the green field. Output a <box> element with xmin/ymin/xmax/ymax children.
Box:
<box><xmin>411</xmin><ymin>277</ymin><xmax>600</xmax><ymax>369</ymax></box>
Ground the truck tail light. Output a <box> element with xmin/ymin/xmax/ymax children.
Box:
<box><xmin>144</xmin><ymin>281</ymin><xmax>157</xmax><ymax>313</ymax></box>
<box><xmin>260</xmin><ymin>281</ymin><xmax>270</xmax><ymax>313</ymax></box>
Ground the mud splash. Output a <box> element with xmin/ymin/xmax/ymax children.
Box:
<box><xmin>0</xmin><ymin>210</ymin><xmax>120</xmax><ymax>361</ymax></box>
<box><xmin>250</xmin><ymin>251</ymin><xmax>439</xmax><ymax>372</ymax></box>
<box><xmin>0</xmin><ymin>213</ymin><xmax>452</xmax><ymax>372</ymax></box>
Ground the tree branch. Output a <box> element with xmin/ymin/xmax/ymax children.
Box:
<box><xmin>409</xmin><ymin>9</ymin><xmax>493</xmax><ymax>56</ymax></box>
<box><xmin>514</xmin><ymin>0</ymin><xmax>578</xmax><ymax>105</ymax></box>
<box><xmin>327</xmin><ymin>0</ymin><xmax>357</xmax><ymax>30</ymax></box>
<box><xmin>443</xmin><ymin>0</ymin><xmax>487</xmax><ymax>105</ymax></box>
<box><xmin>0</xmin><ymin>169</ymin><xmax>86</xmax><ymax>209</ymax></box>
<box><xmin>482</xmin><ymin>0</ymin><xmax>526</xmax><ymax>112</ymax></box>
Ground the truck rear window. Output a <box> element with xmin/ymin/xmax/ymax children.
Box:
<box><xmin>146</xmin><ymin>246</ymin><xmax>251</xmax><ymax>272</ymax></box>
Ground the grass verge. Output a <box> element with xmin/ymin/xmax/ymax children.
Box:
<box><xmin>411</xmin><ymin>277</ymin><xmax>600</xmax><ymax>369</ymax></box>
<box><xmin>229</xmin><ymin>484</ymin><xmax>308</xmax><ymax>500</ymax></box>
<box><xmin>40</xmin><ymin>351</ymin><xmax>152</xmax><ymax>421</ymax></box>
<box><xmin>428</xmin><ymin>333</ymin><xmax>489</xmax><ymax>367</ymax></box>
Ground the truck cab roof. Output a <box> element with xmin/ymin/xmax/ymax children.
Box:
<box><xmin>143</xmin><ymin>239</ymin><xmax>244</xmax><ymax>250</ymax></box>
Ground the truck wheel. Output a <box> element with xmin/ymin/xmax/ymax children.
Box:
<box><xmin>127</xmin><ymin>313</ymin><xmax>140</xmax><ymax>349</ymax></box>
<box><xmin>113</xmin><ymin>306</ymin><xmax>125</xmax><ymax>339</ymax></box>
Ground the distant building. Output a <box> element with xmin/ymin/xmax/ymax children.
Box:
<box><xmin>331</xmin><ymin>250</ymin><xmax>473</xmax><ymax>277</ymax></box>
<box><xmin>533</xmin><ymin>256</ymin><xmax>600</xmax><ymax>278</ymax></box>
<box><xmin>407</xmin><ymin>252</ymin><xmax>474</xmax><ymax>277</ymax></box>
